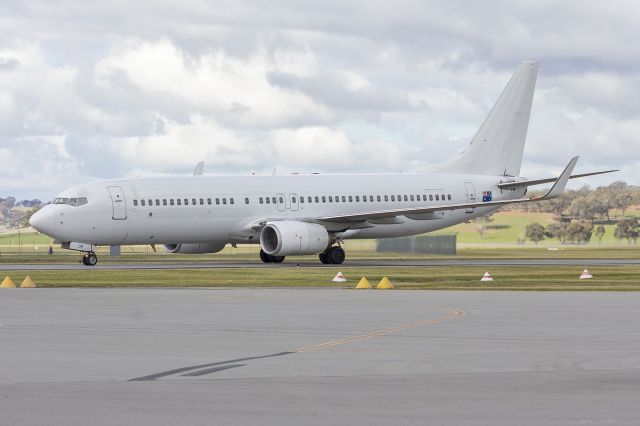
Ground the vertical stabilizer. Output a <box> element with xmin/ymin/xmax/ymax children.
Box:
<box><xmin>435</xmin><ymin>61</ymin><xmax>539</xmax><ymax>176</ymax></box>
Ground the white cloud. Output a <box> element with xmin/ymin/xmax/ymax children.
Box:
<box><xmin>0</xmin><ymin>1</ymin><xmax>639</xmax><ymax>199</ymax></box>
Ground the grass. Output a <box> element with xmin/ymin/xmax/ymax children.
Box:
<box><xmin>2</xmin><ymin>265</ymin><xmax>639</xmax><ymax>290</ymax></box>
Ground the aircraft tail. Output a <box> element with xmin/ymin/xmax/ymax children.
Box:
<box><xmin>434</xmin><ymin>61</ymin><xmax>539</xmax><ymax>177</ymax></box>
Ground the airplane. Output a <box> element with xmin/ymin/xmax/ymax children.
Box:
<box><xmin>29</xmin><ymin>61</ymin><xmax>616</xmax><ymax>266</ymax></box>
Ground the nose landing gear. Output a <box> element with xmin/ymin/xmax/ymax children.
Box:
<box><xmin>81</xmin><ymin>252</ymin><xmax>98</xmax><ymax>266</ymax></box>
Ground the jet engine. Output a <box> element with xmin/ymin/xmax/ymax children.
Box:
<box><xmin>163</xmin><ymin>242</ymin><xmax>226</xmax><ymax>254</ymax></box>
<box><xmin>260</xmin><ymin>221</ymin><xmax>329</xmax><ymax>256</ymax></box>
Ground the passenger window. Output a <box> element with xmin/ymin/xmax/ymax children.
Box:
<box><xmin>448</xmin><ymin>194</ymin><xmax>452</xmax><ymax>200</ymax></box>
<box><xmin>377</xmin><ymin>195</ymin><xmax>381</xmax><ymax>202</ymax></box>
<box><xmin>216</xmin><ymin>198</ymin><xmax>220</xmax><ymax>205</ymax></box>
<box><xmin>170</xmin><ymin>199</ymin><xmax>175</xmax><ymax>205</ymax></box>
<box><xmin>315</xmin><ymin>196</ymin><xmax>319</xmax><ymax>203</ymax></box>
<box><xmin>429</xmin><ymin>195</ymin><xmax>433</xmax><ymax>201</ymax></box>
<box><xmin>384</xmin><ymin>195</ymin><xmax>388</xmax><ymax>201</ymax></box>
<box><xmin>398</xmin><ymin>195</ymin><xmax>402</xmax><ymax>201</ymax></box>
<box><xmin>177</xmin><ymin>199</ymin><xmax>182</xmax><ymax>205</ymax></box>
<box><xmin>223</xmin><ymin>198</ymin><xmax>227</xmax><ymax>205</ymax></box>
<box><xmin>328</xmin><ymin>196</ymin><xmax>333</xmax><ymax>202</ymax></box>
<box><xmin>184</xmin><ymin>199</ymin><xmax>188</xmax><ymax>205</ymax></box>
<box><xmin>308</xmin><ymin>196</ymin><xmax>313</xmax><ymax>203</ymax></box>
<box><xmin>148</xmin><ymin>199</ymin><xmax>153</xmax><ymax>206</ymax></box>
<box><xmin>292</xmin><ymin>197</ymin><xmax>296</xmax><ymax>203</ymax></box>
<box><xmin>410</xmin><ymin>195</ymin><xmax>414</xmax><ymax>201</ymax></box>
<box><xmin>435</xmin><ymin>195</ymin><xmax>439</xmax><ymax>201</ymax></box>
<box><xmin>199</xmin><ymin>198</ymin><xmax>203</xmax><ymax>205</ymax></box>
<box><xmin>245</xmin><ymin>197</ymin><xmax>249</xmax><ymax>204</ymax></box>
<box><xmin>265</xmin><ymin>197</ymin><xmax>270</xmax><ymax>204</ymax></box>
<box><xmin>278</xmin><ymin>197</ymin><xmax>283</xmax><ymax>203</ymax></box>
<box><xmin>133</xmin><ymin>200</ymin><xmax>138</xmax><ymax>206</ymax></box>
<box><xmin>349</xmin><ymin>196</ymin><xmax>353</xmax><ymax>202</ymax></box>
<box><xmin>342</xmin><ymin>196</ymin><xmax>346</xmax><ymax>202</ymax></box>
<box><xmin>391</xmin><ymin>195</ymin><xmax>395</xmax><ymax>201</ymax></box>
<box><xmin>335</xmin><ymin>196</ymin><xmax>339</xmax><ymax>203</ymax></box>
<box><xmin>404</xmin><ymin>195</ymin><xmax>408</xmax><ymax>201</ymax></box>
<box><xmin>141</xmin><ymin>200</ymin><xmax>146</xmax><ymax>206</ymax></box>
<box><xmin>299</xmin><ymin>197</ymin><xmax>304</xmax><ymax>203</ymax></box>
<box><xmin>163</xmin><ymin>199</ymin><xmax>167</xmax><ymax>206</ymax></box>
<box><xmin>230</xmin><ymin>198</ymin><xmax>234</xmax><ymax>205</ymax></box>
<box><xmin>192</xmin><ymin>198</ymin><xmax>196</xmax><ymax>205</ymax></box>
<box><xmin>259</xmin><ymin>197</ymin><xmax>264</xmax><ymax>204</ymax></box>
<box><xmin>423</xmin><ymin>195</ymin><xmax>427</xmax><ymax>201</ymax></box>
<box><xmin>322</xmin><ymin>196</ymin><xmax>326</xmax><ymax>202</ymax></box>
<box><xmin>369</xmin><ymin>196</ymin><xmax>373</xmax><ymax>202</ymax></box>
<box><xmin>441</xmin><ymin>194</ymin><xmax>445</xmax><ymax>200</ymax></box>
<box><xmin>207</xmin><ymin>198</ymin><xmax>211</xmax><ymax>205</ymax></box>
<box><xmin>156</xmin><ymin>199</ymin><xmax>160</xmax><ymax>206</ymax></box>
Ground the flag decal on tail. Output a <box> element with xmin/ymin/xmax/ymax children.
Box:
<box><xmin>482</xmin><ymin>191</ymin><xmax>493</xmax><ymax>202</ymax></box>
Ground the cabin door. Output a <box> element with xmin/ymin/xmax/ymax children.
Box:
<box><xmin>107</xmin><ymin>186</ymin><xmax>127</xmax><ymax>220</ymax></box>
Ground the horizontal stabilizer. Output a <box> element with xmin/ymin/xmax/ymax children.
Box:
<box><xmin>498</xmin><ymin>168</ymin><xmax>618</xmax><ymax>190</ymax></box>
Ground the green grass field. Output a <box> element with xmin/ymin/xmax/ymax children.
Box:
<box><xmin>2</xmin><ymin>265</ymin><xmax>639</xmax><ymax>291</ymax></box>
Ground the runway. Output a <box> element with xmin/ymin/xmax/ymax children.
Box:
<box><xmin>1</xmin><ymin>289</ymin><xmax>639</xmax><ymax>425</ymax></box>
<box><xmin>2</xmin><ymin>257</ymin><xmax>640</xmax><ymax>270</ymax></box>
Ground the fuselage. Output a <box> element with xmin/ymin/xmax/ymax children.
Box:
<box><xmin>30</xmin><ymin>172</ymin><xmax>524</xmax><ymax>247</ymax></box>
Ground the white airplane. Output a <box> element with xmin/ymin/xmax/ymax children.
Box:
<box><xmin>30</xmin><ymin>62</ymin><xmax>616</xmax><ymax>266</ymax></box>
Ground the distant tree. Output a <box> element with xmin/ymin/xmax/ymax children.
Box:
<box><xmin>615</xmin><ymin>192</ymin><xmax>633</xmax><ymax>217</ymax></box>
<box><xmin>614</xmin><ymin>218</ymin><xmax>640</xmax><ymax>244</ymax></box>
<box><xmin>545</xmin><ymin>222</ymin><xmax>567</xmax><ymax>243</ymax></box>
<box><xmin>22</xmin><ymin>206</ymin><xmax>42</xmax><ymax>228</ymax></box>
<box><xmin>564</xmin><ymin>221</ymin><xmax>593</xmax><ymax>244</ymax></box>
<box><xmin>525</xmin><ymin>223</ymin><xmax>545</xmax><ymax>245</ymax></box>
<box><xmin>595</xmin><ymin>225</ymin><xmax>606</xmax><ymax>244</ymax></box>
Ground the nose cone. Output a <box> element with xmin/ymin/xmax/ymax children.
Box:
<box><xmin>30</xmin><ymin>207</ymin><xmax>54</xmax><ymax>236</ymax></box>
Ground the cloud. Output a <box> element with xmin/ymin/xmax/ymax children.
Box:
<box><xmin>0</xmin><ymin>1</ymin><xmax>638</xmax><ymax>199</ymax></box>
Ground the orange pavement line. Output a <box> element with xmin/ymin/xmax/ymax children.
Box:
<box><xmin>294</xmin><ymin>307</ymin><xmax>465</xmax><ymax>353</ymax></box>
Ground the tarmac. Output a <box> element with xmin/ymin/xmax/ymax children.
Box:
<box><xmin>1</xmin><ymin>258</ymin><xmax>640</xmax><ymax>270</ymax></box>
<box><xmin>1</xmin><ymin>288</ymin><xmax>639</xmax><ymax>425</ymax></box>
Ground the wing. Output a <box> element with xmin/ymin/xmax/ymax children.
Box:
<box><xmin>317</xmin><ymin>156</ymin><xmax>579</xmax><ymax>223</ymax></box>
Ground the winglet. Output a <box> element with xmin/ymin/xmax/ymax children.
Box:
<box><xmin>533</xmin><ymin>156</ymin><xmax>579</xmax><ymax>200</ymax></box>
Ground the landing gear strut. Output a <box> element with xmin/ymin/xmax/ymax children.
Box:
<box><xmin>259</xmin><ymin>249</ymin><xmax>285</xmax><ymax>264</ymax></box>
<box><xmin>81</xmin><ymin>252</ymin><xmax>98</xmax><ymax>266</ymax></box>
<box><xmin>319</xmin><ymin>246</ymin><xmax>345</xmax><ymax>265</ymax></box>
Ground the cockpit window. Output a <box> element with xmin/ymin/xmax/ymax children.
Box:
<box><xmin>54</xmin><ymin>197</ymin><xmax>88</xmax><ymax>206</ymax></box>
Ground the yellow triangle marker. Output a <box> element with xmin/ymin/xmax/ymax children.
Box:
<box><xmin>355</xmin><ymin>277</ymin><xmax>372</xmax><ymax>289</ymax></box>
<box><xmin>20</xmin><ymin>276</ymin><xmax>37</xmax><ymax>288</ymax></box>
<box><xmin>376</xmin><ymin>276</ymin><xmax>394</xmax><ymax>289</ymax></box>
<box><xmin>1</xmin><ymin>276</ymin><xmax>16</xmax><ymax>288</ymax></box>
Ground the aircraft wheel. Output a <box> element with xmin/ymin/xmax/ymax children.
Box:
<box><xmin>259</xmin><ymin>249</ymin><xmax>272</xmax><ymax>263</ymax></box>
<box><xmin>327</xmin><ymin>246</ymin><xmax>345</xmax><ymax>265</ymax></box>
<box><xmin>81</xmin><ymin>254</ymin><xmax>89</xmax><ymax>265</ymax></box>
<box><xmin>319</xmin><ymin>252</ymin><xmax>329</xmax><ymax>264</ymax></box>
<box><xmin>271</xmin><ymin>255</ymin><xmax>285</xmax><ymax>263</ymax></box>
<box><xmin>86</xmin><ymin>252</ymin><xmax>98</xmax><ymax>266</ymax></box>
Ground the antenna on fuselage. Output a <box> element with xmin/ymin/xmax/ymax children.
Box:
<box><xmin>272</xmin><ymin>167</ymin><xmax>277</xmax><ymax>176</ymax></box>
<box><xmin>193</xmin><ymin>161</ymin><xmax>205</xmax><ymax>176</ymax></box>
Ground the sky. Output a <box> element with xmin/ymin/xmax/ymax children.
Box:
<box><xmin>1</xmin><ymin>0</ymin><xmax>638</xmax><ymax>200</ymax></box>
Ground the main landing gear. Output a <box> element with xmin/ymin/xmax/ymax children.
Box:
<box><xmin>259</xmin><ymin>249</ymin><xmax>285</xmax><ymax>264</ymax></box>
<box><xmin>81</xmin><ymin>252</ymin><xmax>98</xmax><ymax>266</ymax></box>
<box><xmin>319</xmin><ymin>246</ymin><xmax>345</xmax><ymax>265</ymax></box>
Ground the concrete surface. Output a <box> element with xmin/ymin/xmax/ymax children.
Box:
<box><xmin>1</xmin><ymin>289</ymin><xmax>639</xmax><ymax>425</ymax></box>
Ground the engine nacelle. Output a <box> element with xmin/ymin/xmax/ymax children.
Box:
<box><xmin>260</xmin><ymin>221</ymin><xmax>329</xmax><ymax>256</ymax></box>
<box><xmin>163</xmin><ymin>242</ymin><xmax>226</xmax><ymax>254</ymax></box>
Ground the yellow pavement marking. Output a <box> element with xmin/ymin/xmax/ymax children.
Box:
<box><xmin>295</xmin><ymin>307</ymin><xmax>465</xmax><ymax>353</ymax></box>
